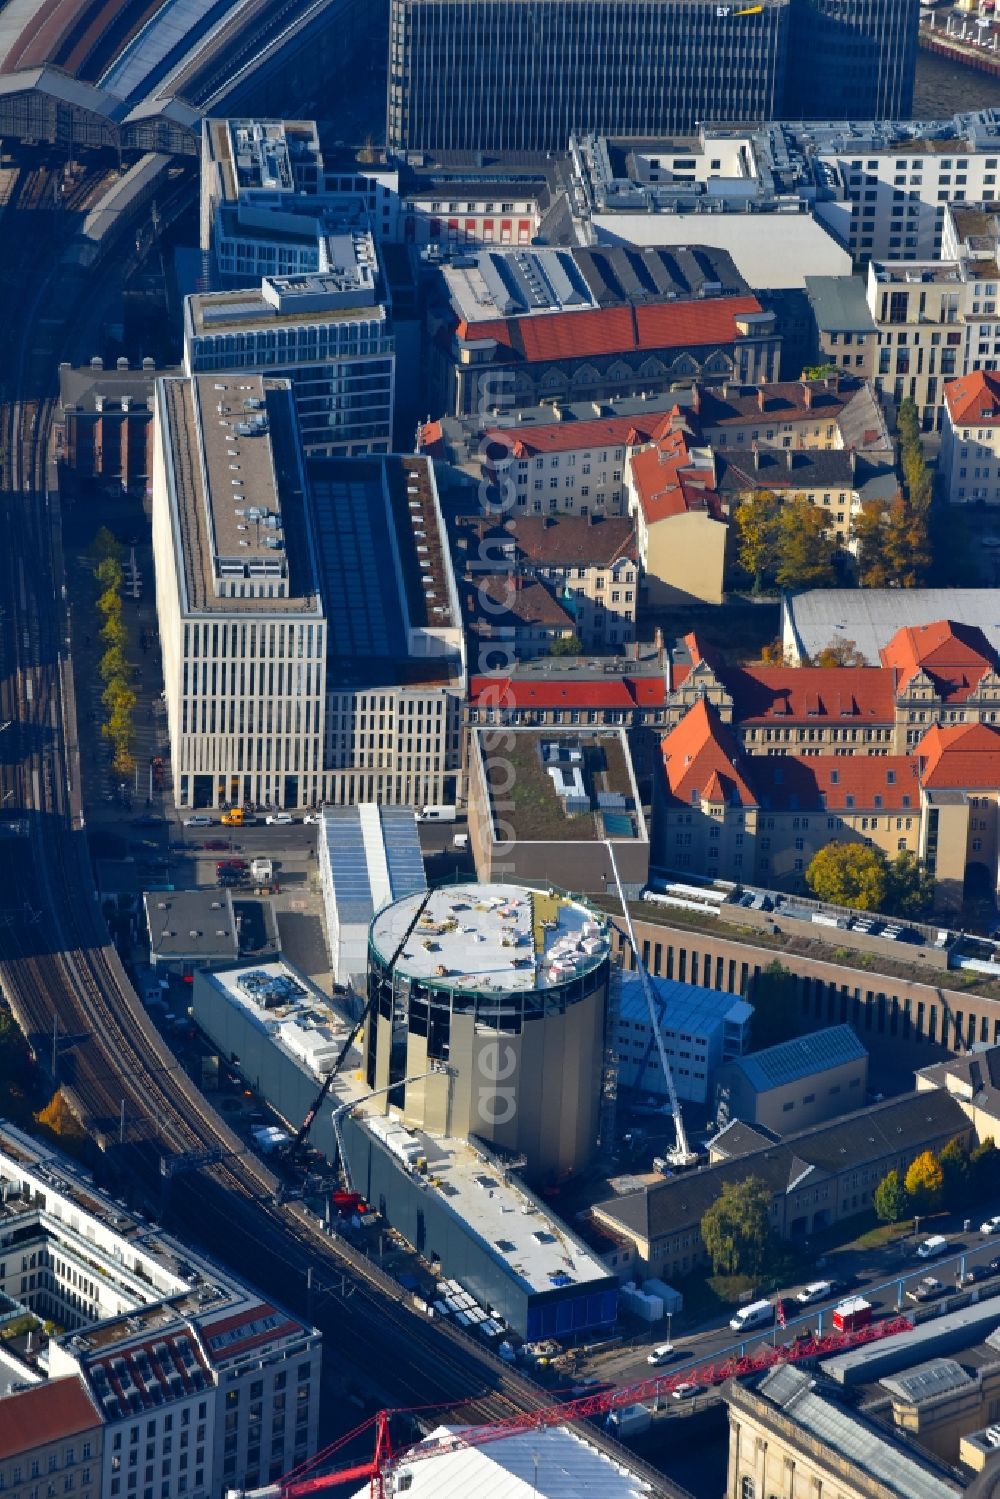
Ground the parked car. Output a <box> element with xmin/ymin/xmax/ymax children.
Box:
<box><xmin>183</xmin><ymin>815</ymin><xmax>213</xmax><ymax>827</ymax></box>
<box><xmin>981</xmin><ymin>1216</ymin><xmax>1000</xmax><ymax>1236</ymax></box>
<box><xmin>796</xmin><ymin>1281</ymin><xmax>833</xmax><ymax>1306</ymax></box>
<box><xmin>671</xmin><ymin>1382</ymin><xmax>703</xmax><ymax>1401</ymax></box>
<box><xmin>265</xmin><ymin>812</ymin><xmax>294</xmax><ymax>825</ymax></box>
<box><xmin>957</xmin><ymin>1265</ymin><xmax>990</xmax><ymax>1287</ymax></box>
<box><xmin>303</xmin><ymin>813</ymin><xmax>321</xmax><ymax>825</ymax></box>
<box><xmin>204</xmin><ymin>840</ymin><xmax>229</xmax><ymax>851</ymax></box>
<box><xmin>906</xmin><ymin>1276</ymin><xmax>946</xmax><ymax>1303</ymax></box>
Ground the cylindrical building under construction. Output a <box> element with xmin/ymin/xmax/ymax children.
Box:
<box><xmin>365</xmin><ymin>882</ymin><xmax>610</xmax><ymax>1184</ymax></box>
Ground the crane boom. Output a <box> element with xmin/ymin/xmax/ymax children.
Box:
<box><xmin>604</xmin><ymin>841</ymin><xmax>695</xmax><ymax>1167</ymax></box>
<box><xmin>286</xmin><ymin>891</ymin><xmax>435</xmax><ymax>1161</ymax></box>
<box><xmin>227</xmin><ymin>1312</ymin><xmax>913</xmax><ymax>1499</ymax></box>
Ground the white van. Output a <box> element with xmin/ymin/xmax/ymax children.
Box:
<box><xmin>729</xmin><ymin>1299</ymin><xmax>774</xmax><ymax>1333</ymax></box>
<box><xmin>916</xmin><ymin>1234</ymin><xmax>949</xmax><ymax>1260</ymax></box>
<box><xmin>646</xmin><ymin>1343</ymin><xmax>676</xmax><ymax>1366</ymax></box>
<box><xmin>417</xmin><ymin>804</ymin><xmax>457</xmax><ymax>823</ymax></box>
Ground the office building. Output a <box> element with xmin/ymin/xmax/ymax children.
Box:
<box><xmin>615</xmin><ymin>974</ymin><xmax>751</xmax><ymax>1106</ymax></box>
<box><xmin>365</xmin><ymin>883</ymin><xmax>611</xmax><ymax>1183</ymax></box>
<box><xmin>311</xmin><ymin>454</ymin><xmax>465</xmax><ymax>810</ymax></box>
<box><xmin>153</xmin><ymin>372</ymin><xmax>463</xmax><ymax>810</ymax></box>
<box><xmin>387</xmin><ymin>0</ymin><xmax>916</xmax><ymax>155</ymax></box>
<box><xmin>590</xmin><ymin>1088</ymin><xmax>969</xmax><ymax>1278</ymax></box>
<box><xmin>466</xmin><ymin>726</ymin><xmax>650</xmax><ymax>894</ymax></box>
<box><xmin>152</xmin><ymin>373</ymin><xmax>327</xmax><ymax>811</ymax></box>
<box><xmin>183</xmin><ymin>259</ymin><xmax>395</xmax><ymax>458</ymax></box>
<box><xmin>429</xmin><ymin>244</ymin><xmax>780</xmax><ymax>419</ymax></box>
<box><xmin>714</xmin><ymin>1023</ymin><xmax>868</xmax><ymax>1134</ymax></box>
<box><xmin>318</xmin><ymin>803</ymin><xmax>426</xmax><ymax>990</ymax></box>
<box><xmin>0</xmin><ymin>1123</ymin><xmax>321</xmax><ymax>1499</ymax></box>
<box><xmin>192</xmin><ymin>956</ymin><xmax>618</xmax><ymax>1341</ymax></box>
<box><xmin>941</xmin><ymin>370</ymin><xmax>1000</xmax><ymax>505</ymax></box>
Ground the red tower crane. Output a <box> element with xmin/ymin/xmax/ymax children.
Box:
<box><xmin>231</xmin><ymin>1313</ymin><xmax>913</xmax><ymax>1499</ymax></box>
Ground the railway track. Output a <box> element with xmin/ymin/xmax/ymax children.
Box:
<box><xmin>0</xmin><ymin>173</ymin><xmax>553</xmax><ymax>1435</ymax></box>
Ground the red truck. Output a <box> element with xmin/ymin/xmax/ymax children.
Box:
<box><xmin>832</xmin><ymin>1297</ymin><xmax>873</xmax><ymax>1334</ymax></box>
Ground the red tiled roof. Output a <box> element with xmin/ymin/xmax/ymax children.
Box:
<box><xmin>457</xmin><ymin>295</ymin><xmax>764</xmax><ymax>365</ymax></box>
<box><xmin>0</xmin><ymin>1377</ymin><xmax>101</xmax><ymax>1461</ymax></box>
<box><xmin>475</xmin><ymin>575</ymin><xmax>574</xmax><ymax>629</ymax></box>
<box><xmin>880</xmin><ymin>620</ymin><xmax>997</xmax><ymax>703</ymax></box>
<box><xmin>493</xmin><ymin>514</ymin><xmax>636</xmax><ymax>568</ymax></box>
<box><xmin>752</xmin><ymin>754</ymin><xmax>919</xmax><ymax>813</ymax></box>
<box><xmin>200</xmin><ymin>1302</ymin><xmax>303</xmax><ymax>1365</ymax></box>
<box><xmin>727</xmin><ymin>665</ymin><xmax>896</xmax><ymax>725</ymax></box>
<box><xmin>917</xmin><ymin>722</ymin><xmax>1000</xmax><ymax>789</ymax></box>
<box><xmin>660</xmin><ymin>699</ymin><xmax>757</xmax><ymax>808</ymax></box>
<box><xmin>483</xmin><ymin>409</ymin><xmax>677</xmax><ymax>459</ymax></box>
<box><xmin>629</xmin><ymin>429</ymin><xmax>724</xmax><ymax>526</ymax></box>
<box><xmin>945</xmin><ymin>369</ymin><xmax>1000</xmax><ymax>425</ymax></box>
<box><xmin>469</xmin><ymin>673</ymin><xmax>676</xmax><ymax>710</ymax></box>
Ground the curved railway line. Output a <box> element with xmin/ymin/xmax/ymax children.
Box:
<box><xmin>0</xmin><ymin>158</ymin><xmax>681</xmax><ymax>1475</ymax></box>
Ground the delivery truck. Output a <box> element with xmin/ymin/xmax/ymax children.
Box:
<box><xmin>832</xmin><ymin>1297</ymin><xmax>872</xmax><ymax>1334</ymax></box>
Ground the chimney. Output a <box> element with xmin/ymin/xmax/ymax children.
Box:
<box><xmin>690</xmin><ymin>381</ymin><xmax>701</xmax><ymax>415</ymax></box>
<box><xmin>757</xmin><ymin>388</ymin><xmax>765</xmax><ymax>413</ymax></box>
<box><xmin>655</xmin><ymin>625</ymin><xmax>665</xmax><ymax>673</ymax></box>
<box><xmin>849</xmin><ymin>446</ymin><xmax>857</xmax><ymax>476</ymax></box>
<box><xmin>786</xmin><ymin>448</ymin><xmax>794</xmax><ymax>470</ymax></box>
<box><xmin>752</xmin><ymin>439</ymin><xmax>760</xmax><ymax>471</ymax></box>
<box><xmin>665</xmin><ymin>643</ymin><xmax>673</xmax><ymax>693</ymax></box>
<box><xmin>802</xmin><ymin>382</ymin><xmax>813</xmax><ymax>410</ymax></box>
<box><xmin>588</xmin><ymin>512</ymin><xmax>599</xmax><ymax>525</ymax></box>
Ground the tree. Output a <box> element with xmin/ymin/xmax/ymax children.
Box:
<box><xmin>99</xmin><ymin>613</ymin><xmax>128</xmax><ymax>649</ymax></box>
<box><xmin>938</xmin><ymin>1137</ymin><xmax>971</xmax><ymax>1210</ymax></box>
<box><xmin>99</xmin><ymin>645</ymin><xmax>129</xmax><ymax>683</ymax></box>
<box><xmin>734</xmin><ymin>489</ymin><xmax>782</xmax><ymax>593</ymax></box>
<box><xmin>904</xmin><ymin>1150</ymin><xmax>944</xmax><ymax>1214</ymax></box>
<box><xmin>94</xmin><ymin>555</ymin><xmax>124</xmax><ymax>592</ymax></box>
<box><xmin>760</xmin><ymin>638</ymin><xmax>792</xmax><ymax>666</ymax></box>
<box><xmin>96</xmin><ymin>584</ymin><xmax>122</xmax><ymax>618</ymax></box>
<box><xmin>805</xmin><ymin>842</ymin><xmax>888</xmax><ymax>911</ymax></box>
<box><xmin>874</xmin><ymin>1169</ymin><xmax>907</xmax><ymax>1224</ymax></box>
<box><xmin>111</xmin><ymin>745</ymin><xmax>136</xmax><ymax>778</ymax></box>
<box><xmin>854</xmin><ymin>492</ymin><xmax>930</xmax><ymax>590</ymax></box>
<box><xmin>812</xmin><ymin>637</ymin><xmax>867</xmax><ymax>668</ymax></box>
<box><xmin>700</xmin><ymin>1175</ymin><xmax>774</xmax><ymax>1277</ymax></box>
<box><xmin>549</xmin><ymin>634</ymin><xmax>582</xmax><ymax>657</ymax></box>
<box><xmin>886</xmin><ymin>852</ymin><xmax>935</xmax><ymax>919</ymax></box>
<box><xmin>800</xmin><ymin>363</ymin><xmax>837</xmax><ymax>382</ymax></box>
<box><xmin>971</xmin><ymin>1138</ymin><xmax>1000</xmax><ymax>1199</ymax></box>
<box><xmin>86</xmin><ymin>526</ymin><xmax>122</xmax><ymax>568</ymax></box>
<box><xmin>749</xmin><ymin>961</ymin><xmax>800</xmax><ymax>1048</ymax></box>
<box><xmin>35</xmin><ymin>1089</ymin><xmax>83</xmax><ymax>1139</ymax></box>
<box><xmin>102</xmin><ymin>680</ymin><xmax>136</xmax><ymax>716</ymax></box>
<box><xmin>775</xmin><ymin>496</ymin><xmax>836</xmax><ymax>590</ymax></box>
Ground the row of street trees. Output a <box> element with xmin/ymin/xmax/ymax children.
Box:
<box><xmin>874</xmin><ymin>1137</ymin><xmax>1000</xmax><ymax>1223</ymax></box>
<box><xmin>90</xmin><ymin>528</ymin><xmax>135</xmax><ymax>779</ymax></box>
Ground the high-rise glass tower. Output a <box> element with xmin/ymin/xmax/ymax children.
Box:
<box><xmin>387</xmin><ymin>0</ymin><xmax>917</xmax><ymax>155</ymax></box>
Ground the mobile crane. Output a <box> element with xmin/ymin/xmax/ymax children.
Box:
<box><xmin>604</xmin><ymin>840</ymin><xmax>697</xmax><ymax>1169</ymax></box>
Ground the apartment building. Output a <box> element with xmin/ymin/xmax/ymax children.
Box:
<box><xmin>152</xmin><ymin>373</ymin><xmax>327</xmax><ymax>811</ymax></box>
<box><xmin>183</xmin><ymin>254</ymin><xmax>395</xmax><ymax>457</ymax></box>
<box><xmin>454</xmin><ymin>513</ymin><xmax>637</xmax><ymax>651</ymax></box>
<box><xmin>867</xmin><ymin>256</ymin><xmax>1000</xmax><ymax>430</ymax></box>
<box><xmin>0</xmin><ymin>1124</ymin><xmax>321</xmax><ymax>1499</ymax></box>
<box><xmin>429</xmin><ymin>244</ymin><xmax>780</xmax><ymax>419</ymax></box>
<box><xmin>627</xmin><ymin>426</ymin><xmax>728</xmax><ymax>608</ymax></box>
<box><xmin>0</xmin><ymin>1380</ymin><xmax>103</xmax><ymax>1499</ymax></box>
<box><xmin>941</xmin><ymin>369</ymin><xmax>1000</xmax><ymax>505</ymax></box>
